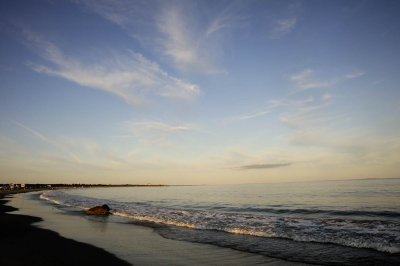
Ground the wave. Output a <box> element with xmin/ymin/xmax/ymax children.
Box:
<box><xmin>39</xmin><ymin>193</ymin><xmax>66</xmax><ymax>206</ymax></box>
<box><xmin>230</xmin><ymin>206</ymin><xmax>400</xmax><ymax>218</ymax></box>
<box><xmin>40</xmin><ymin>190</ymin><xmax>400</xmax><ymax>254</ymax></box>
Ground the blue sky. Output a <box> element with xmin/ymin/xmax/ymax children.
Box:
<box><xmin>1</xmin><ymin>0</ymin><xmax>399</xmax><ymax>184</ymax></box>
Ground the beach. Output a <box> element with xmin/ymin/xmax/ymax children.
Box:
<box><xmin>2</xmin><ymin>181</ymin><xmax>399</xmax><ymax>265</ymax></box>
<box><xmin>32</xmin><ymin>181</ymin><xmax>400</xmax><ymax>265</ymax></box>
<box><xmin>0</xmin><ymin>192</ymin><xmax>130</xmax><ymax>266</ymax></box>
<box><xmin>2</xmin><ymin>191</ymin><xmax>304</xmax><ymax>265</ymax></box>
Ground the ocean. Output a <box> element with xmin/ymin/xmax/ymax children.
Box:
<box><xmin>39</xmin><ymin>178</ymin><xmax>400</xmax><ymax>265</ymax></box>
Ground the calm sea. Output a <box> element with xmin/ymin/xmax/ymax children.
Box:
<box><xmin>40</xmin><ymin>178</ymin><xmax>400</xmax><ymax>265</ymax></box>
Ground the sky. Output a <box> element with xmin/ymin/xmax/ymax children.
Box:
<box><xmin>0</xmin><ymin>0</ymin><xmax>399</xmax><ymax>185</ymax></box>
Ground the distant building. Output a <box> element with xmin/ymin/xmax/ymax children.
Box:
<box><xmin>9</xmin><ymin>183</ymin><xmax>14</xmax><ymax>190</ymax></box>
<box><xmin>21</xmin><ymin>183</ymin><xmax>26</xmax><ymax>189</ymax></box>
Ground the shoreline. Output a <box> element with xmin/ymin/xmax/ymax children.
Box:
<box><xmin>6</xmin><ymin>188</ymin><xmax>399</xmax><ymax>265</ymax></box>
<box><xmin>0</xmin><ymin>188</ymin><xmax>54</xmax><ymax>195</ymax></box>
<box><xmin>36</xmin><ymin>187</ymin><xmax>400</xmax><ymax>266</ymax></box>
<box><xmin>0</xmin><ymin>192</ymin><xmax>131</xmax><ymax>266</ymax></box>
<box><xmin>7</xmin><ymin>190</ymin><xmax>305</xmax><ymax>265</ymax></box>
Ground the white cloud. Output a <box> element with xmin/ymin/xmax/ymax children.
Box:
<box><xmin>24</xmin><ymin>31</ymin><xmax>200</xmax><ymax>106</ymax></box>
<box><xmin>157</xmin><ymin>7</ymin><xmax>202</xmax><ymax>72</ymax></box>
<box><xmin>269</xmin><ymin>17</ymin><xmax>297</xmax><ymax>38</ymax></box>
<box><xmin>275</xmin><ymin>94</ymin><xmax>340</xmax><ymax>132</ymax></box>
<box><xmin>156</xmin><ymin>4</ymin><xmax>242</xmax><ymax>74</ymax></box>
<box><xmin>126</xmin><ymin>121</ymin><xmax>193</xmax><ymax>134</ymax></box>
<box><xmin>322</xmin><ymin>93</ymin><xmax>333</xmax><ymax>102</ymax></box>
<box><xmin>290</xmin><ymin>69</ymin><xmax>334</xmax><ymax>90</ymax></box>
<box><xmin>71</xmin><ymin>0</ymin><xmax>246</xmax><ymax>75</ymax></box>
<box><xmin>229</xmin><ymin>98</ymin><xmax>313</xmax><ymax>123</ymax></box>
<box><xmin>231</xmin><ymin>110</ymin><xmax>273</xmax><ymax>122</ymax></box>
<box><xmin>290</xmin><ymin>69</ymin><xmax>365</xmax><ymax>91</ymax></box>
<box><xmin>344</xmin><ymin>70</ymin><xmax>365</xmax><ymax>80</ymax></box>
<box><xmin>206</xmin><ymin>14</ymin><xmax>233</xmax><ymax>37</ymax></box>
<box><xmin>205</xmin><ymin>1</ymin><xmax>248</xmax><ymax>37</ymax></box>
<box><xmin>226</xmin><ymin>90</ymin><xmax>400</xmax><ymax>174</ymax></box>
<box><xmin>290</xmin><ymin>69</ymin><xmax>313</xmax><ymax>81</ymax></box>
<box><xmin>122</xmin><ymin>120</ymin><xmax>195</xmax><ymax>146</ymax></box>
<box><xmin>73</xmin><ymin>0</ymin><xmax>132</xmax><ymax>27</ymax></box>
<box><xmin>269</xmin><ymin>92</ymin><xmax>400</xmax><ymax>166</ymax></box>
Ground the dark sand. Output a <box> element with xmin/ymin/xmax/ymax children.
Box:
<box><xmin>0</xmin><ymin>193</ymin><xmax>131</xmax><ymax>266</ymax></box>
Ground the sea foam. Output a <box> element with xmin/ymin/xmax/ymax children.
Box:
<box><xmin>40</xmin><ymin>190</ymin><xmax>400</xmax><ymax>254</ymax></box>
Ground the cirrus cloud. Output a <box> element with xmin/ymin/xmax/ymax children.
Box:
<box><xmin>290</xmin><ymin>69</ymin><xmax>365</xmax><ymax>91</ymax></box>
<box><xmin>23</xmin><ymin>30</ymin><xmax>200</xmax><ymax>106</ymax></box>
<box><xmin>72</xmin><ymin>0</ymin><xmax>246</xmax><ymax>74</ymax></box>
<box><xmin>120</xmin><ymin>120</ymin><xmax>196</xmax><ymax>146</ymax></box>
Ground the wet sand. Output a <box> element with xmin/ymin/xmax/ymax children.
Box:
<box><xmin>0</xmin><ymin>192</ymin><xmax>131</xmax><ymax>266</ymax></box>
<box><xmin>7</xmin><ymin>192</ymin><xmax>307</xmax><ymax>265</ymax></box>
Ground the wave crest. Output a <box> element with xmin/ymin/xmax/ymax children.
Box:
<box><xmin>40</xmin><ymin>190</ymin><xmax>400</xmax><ymax>254</ymax></box>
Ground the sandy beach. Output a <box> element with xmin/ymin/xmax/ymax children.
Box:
<box><xmin>2</xmin><ymin>191</ymin><xmax>306</xmax><ymax>266</ymax></box>
<box><xmin>0</xmin><ymin>192</ymin><xmax>130</xmax><ymax>266</ymax></box>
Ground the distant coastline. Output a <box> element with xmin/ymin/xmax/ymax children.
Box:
<box><xmin>0</xmin><ymin>183</ymin><xmax>168</xmax><ymax>193</ymax></box>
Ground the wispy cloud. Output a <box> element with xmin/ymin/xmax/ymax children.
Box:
<box><xmin>237</xmin><ymin>162</ymin><xmax>291</xmax><ymax>170</ymax></box>
<box><xmin>157</xmin><ymin>6</ymin><xmax>205</xmax><ymax>73</ymax></box>
<box><xmin>205</xmin><ymin>1</ymin><xmax>248</xmax><ymax>37</ymax></box>
<box><xmin>228</xmin><ymin>98</ymin><xmax>313</xmax><ymax>123</ymax></box>
<box><xmin>23</xmin><ymin>30</ymin><xmax>199</xmax><ymax>106</ymax></box>
<box><xmin>229</xmin><ymin>110</ymin><xmax>273</xmax><ymax>122</ymax></box>
<box><xmin>122</xmin><ymin>120</ymin><xmax>195</xmax><ymax>146</ymax></box>
<box><xmin>290</xmin><ymin>69</ymin><xmax>365</xmax><ymax>91</ymax></box>
<box><xmin>269</xmin><ymin>17</ymin><xmax>297</xmax><ymax>38</ymax></box>
<box><xmin>231</xmin><ymin>95</ymin><xmax>334</xmax><ymax>130</ymax></box>
<box><xmin>12</xmin><ymin>120</ymin><xmax>82</xmax><ymax>163</ymax></box>
<box><xmin>226</xmin><ymin>89</ymin><xmax>400</xmax><ymax>173</ymax></box>
<box><xmin>290</xmin><ymin>69</ymin><xmax>334</xmax><ymax>90</ymax></box>
<box><xmin>72</xmin><ymin>0</ymin><xmax>247</xmax><ymax>74</ymax></box>
<box><xmin>321</xmin><ymin>93</ymin><xmax>333</xmax><ymax>102</ymax></box>
<box><xmin>71</xmin><ymin>0</ymin><xmax>157</xmax><ymax>35</ymax></box>
<box><xmin>279</xmin><ymin>99</ymin><xmax>335</xmax><ymax>129</ymax></box>
<box><xmin>344</xmin><ymin>71</ymin><xmax>365</xmax><ymax>80</ymax></box>
<box><xmin>206</xmin><ymin>13</ymin><xmax>234</xmax><ymax>37</ymax></box>
<box><xmin>266</xmin><ymin>1</ymin><xmax>302</xmax><ymax>39</ymax></box>
<box><xmin>269</xmin><ymin>89</ymin><xmax>399</xmax><ymax>165</ymax></box>
<box><xmin>8</xmin><ymin>121</ymin><xmax>131</xmax><ymax>169</ymax></box>
<box><xmin>126</xmin><ymin>121</ymin><xmax>193</xmax><ymax>134</ymax></box>
<box><xmin>154</xmin><ymin>3</ymin><xmax>244</xmax><ymax>74</ymax></box>
<box><xmin>289</xmin><ymin>129</ymin><xmax>400</xmax><ymax>165</ymax></box>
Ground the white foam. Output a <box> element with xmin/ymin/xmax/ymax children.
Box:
<box><xmin>40</xmin><ymin>193</ymin><xmax>62</xmax><ymax>205</ymax></box>
<box><xmin>112</xmin><ymin>211</ymin><xmax>197</xmax><ymax>229</ymax></box>
<box><xmin>39</xmin><ymin>189</ymin><xmax>400</xmax><ymax>254</ymax></box>
<box><xmin>225</xmin><ymin>228</ymin><xmax>270</xmax><ymax>237</ymax></box>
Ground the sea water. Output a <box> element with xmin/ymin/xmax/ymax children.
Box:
<box><xmin>40</xmin><ymin>178</ymin><xmax>400</xmax><ymax>265</ymax></box>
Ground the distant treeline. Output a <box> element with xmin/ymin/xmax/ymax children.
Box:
<box><xmin>0</xmin><ymin>183</ymin><xmax>167</xmax><ymax>191</ymax></box>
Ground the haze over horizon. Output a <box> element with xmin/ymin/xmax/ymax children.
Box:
<box><xmin>1</xmin><ymin>0</ymin><xmax>399</xmax><ymax>185</ymax></box>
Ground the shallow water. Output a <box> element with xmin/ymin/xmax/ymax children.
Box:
<box><xmin>40</xmin><ymin>178</ymin><xmax>400</xmax><ymax>265</ymax></box>
<box><xmin>10</xmin><ymin>192</ymin><xmax>303</xmax><ymax>266</ymax></box>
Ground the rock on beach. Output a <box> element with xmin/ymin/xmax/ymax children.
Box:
<box><xmin>85</xmin><ymin>204</ymin><xmax>111</xmax><ymax>215</ymax></box>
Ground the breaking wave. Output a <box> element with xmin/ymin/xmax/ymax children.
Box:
<box><xmin>40</xmin><ymin>190</ymin><xmax>400</xmax><ymax>254</ymax></box>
